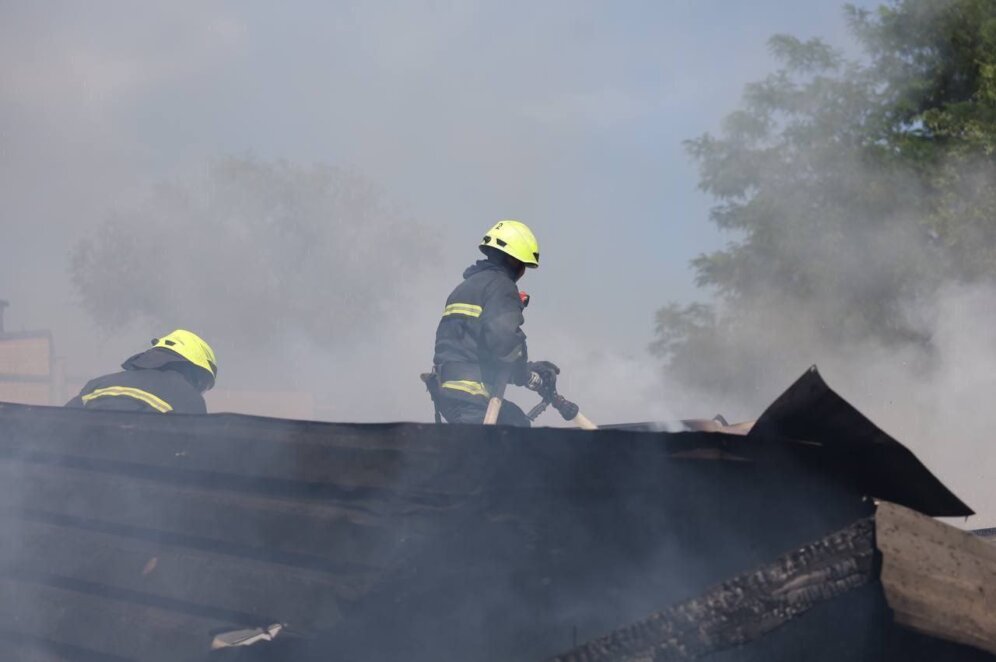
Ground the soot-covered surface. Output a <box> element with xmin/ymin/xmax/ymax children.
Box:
<box><xmin>0</xmin><ymin>368</ymin><xmax>971</xmax><ymax>661</ymax></box>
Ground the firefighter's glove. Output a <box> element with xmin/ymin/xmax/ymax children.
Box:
<box><xmin>525</xmin><ymin>361</ymin><xmax>560</xmax><ymax>399</ymax></box>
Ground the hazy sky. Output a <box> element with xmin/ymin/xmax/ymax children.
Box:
<box><xmin>1</xmin><ymin>1</ymin><xmax>873</xmax><ymax>347</ymax></box>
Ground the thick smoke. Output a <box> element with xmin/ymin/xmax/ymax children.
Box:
<box><xmin>824</xmin><ymin>282</ymin><xmax>996</xmax><ymax>527</ymax></box>
<box><xmin>655</xmin><ymin>146</ymin><xmax>996</xmax><ymax>529</ymax></box>
<box><xmin>66</xmin><ymin>157</ymin><xmax>445</xmax><ymax>417</ymax></box>
<box><xmin>644</xmin><ymin>11</ymin><xmax>996</xmax><ymax>527</ymax></box>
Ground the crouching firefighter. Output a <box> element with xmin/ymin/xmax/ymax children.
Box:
<box><xmin>423</xmin><ymin>220</ymin><xmax>560</xmax><ymax>426</ymax></box>
<box><xmin>66</xmin><ymin>329</ymin><xmax>218</xmax><ymax>414</ymax></box>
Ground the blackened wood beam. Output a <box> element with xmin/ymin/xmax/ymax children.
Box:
<box><xmin>547</xmin><ymin>517</ymin><xmax>876</xmax><ymax>662</ymax></box>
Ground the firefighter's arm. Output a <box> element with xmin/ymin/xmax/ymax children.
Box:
<box><xmin>480</xmin><ymin>280</ymin><xmax>528</xmax><ymax>380</ymax></box>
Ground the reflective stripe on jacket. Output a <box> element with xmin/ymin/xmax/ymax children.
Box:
<box><xmin>81</xmin><ymin>386</ymin><xmax>174</xmax><ymax>412</ymax></box>
<box><xmin>66</xmin><ymin>363</ymin><xmax>207</xmax><ymax>414</ymax></box>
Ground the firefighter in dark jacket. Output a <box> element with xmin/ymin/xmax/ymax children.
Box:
<box><xmin>430</xmin><ymin>220</ymin><xmax>559</xmax><ymax>426</ymax></box>
<box><xmin>66</xmin><ymin>329</ymin><xmax>217</xmax><ymax>414</ymax></box>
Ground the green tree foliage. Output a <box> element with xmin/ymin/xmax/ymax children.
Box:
<box><xmin>71</xmin><ymin>157</ymin><xmax>435</xmax><ymax>347</ymax></box>
<box><xmin>654</xmin><ymin>0</ymin><xmax>996</xmax><ymax>398</ymax></box>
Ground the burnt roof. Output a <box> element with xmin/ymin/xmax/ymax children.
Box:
<box><xmin>0</xmin><ymin>367</ymin><xmax>974</xmax><ymax>660</ymax></box>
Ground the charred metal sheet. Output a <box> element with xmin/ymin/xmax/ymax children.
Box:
<box><xmin>877</xmin><ymin>501</ymin><xmax>996</xmax><ymax>656</ymax></box>
<box><xmin>751</xmin><ymin>366</ymin><xmax>971</xmax><ymax>517</ymax></box>
<box><xmin>546</xmin><ymin>517</ymin><xmax>876</xmax><ymax>662</ymax></box>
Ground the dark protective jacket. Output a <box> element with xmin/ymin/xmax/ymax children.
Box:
<box><xmin>66</xmin><ymin>348</ymin><xmax>207</xmax><ymax>414</ymax></box>
<box><xmin>432</xmin><ymin>259</ymin><xmax>529</xmax><ymax>402</ymax></box>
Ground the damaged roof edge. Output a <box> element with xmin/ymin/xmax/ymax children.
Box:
<box><xmin>0</xmin><ymin>365</ymin><xmax>974</xmax><ymax>518</ymax></box>
<box><xmin>750</xmin><ymin>365</ymin><xmax>973</xmax><ymax>518</ymax></box>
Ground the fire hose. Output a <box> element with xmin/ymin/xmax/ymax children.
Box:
<box><xmin>526</xmin><ymin>391</ymin><xmax>598</xmax><ymax>429</ymax></box>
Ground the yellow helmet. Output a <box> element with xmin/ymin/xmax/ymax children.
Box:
<box><xmin>152</xmin><ymin>329</ymin><xmax>218</xmax><ymax>387</ymax></box>
<box><xmin>480</xmin><ymin>220</ymin><xmax>540</xmax><ymax>268</ymax></box>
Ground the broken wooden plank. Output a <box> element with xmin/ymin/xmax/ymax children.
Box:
<box><xmin>877</xmin><ymin>501</ymin><xmax>996</xmax><ymax>656</ymax></box>
<box><xmin>547</xmin><ymin>517</ymin><xmax>876</xmax><ymax>661</ymax></box>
